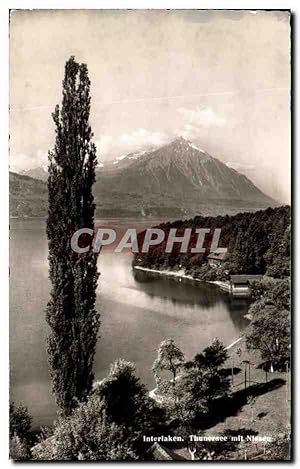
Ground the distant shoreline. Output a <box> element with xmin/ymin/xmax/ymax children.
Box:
<box><xmin>133</xmin><ymin>265</ymin><xmax>230</xmax><ymax>291</ymax></box>
<box><xmin>133</xmin><ymin>265</ymin><xmax>202</xmax><ymax>282</ymax></box>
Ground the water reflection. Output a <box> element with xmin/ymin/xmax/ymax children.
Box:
<box><xmin>133</xmin><ymin>269</ymin><xmax>249</xmax><ymax>330</ymax></box>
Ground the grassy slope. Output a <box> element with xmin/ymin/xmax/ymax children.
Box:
<box><xmin>174</xmin><ymin>338</ymin><xmax>290</xmax><ymax>460</ymax></box>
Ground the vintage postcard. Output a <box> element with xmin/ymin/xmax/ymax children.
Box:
<box><xmin>9</xmin><ymin>9</ymin><xmax>291</xmax><ymax>461</ymax></box>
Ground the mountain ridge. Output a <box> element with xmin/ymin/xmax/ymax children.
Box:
<box><xmin>20</xmin><ymin>166</ymin><xmax>48</xmax><ymax>181</ymax></box>
<box><xmin>10</xmin><ymin>138</ymin><xmax>278</xmax><ymax>218</ymax></box>
<box><xmin>95</xmin><ymin>137</ymin><xmax>275</xmax><ymax>204</ymax></box>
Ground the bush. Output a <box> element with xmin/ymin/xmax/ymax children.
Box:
<box><xmin>9</xmin><ymin>401</ymin><xmax>32</xmax><ymax>440</ymax></box>
<box><xmin>9</xmin><ymin>402</ymin><xmax>32</xmax><ymax>460</ymax></box>
<box><xmin>10</xmin><ymin>435</ymin><xmax>31</xmax><ymax>460</ymax></box>
<box><xmin>34</xmin><ymin>359</ymin><xmax>166</xmax><ymax>460</ymax></box>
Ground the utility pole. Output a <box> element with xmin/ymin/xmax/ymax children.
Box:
<box><xmin>242</xmin><ymin>360</ymin><xmax>250</xmax><ymax>388</ymax></box>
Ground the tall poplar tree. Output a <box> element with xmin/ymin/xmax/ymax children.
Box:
<box><xmin>46</xmin><ymin>57</ymin><xmax>100</xmax><ymax>415</ymax></box>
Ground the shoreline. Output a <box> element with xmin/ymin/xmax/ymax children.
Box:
<box><xmin>134</xmin><ymin>265</ymin><xmax>204</xmax><ymax>283</ymax></box>
<box><xmin>133</xmin><ymin>265</ymin><xmax>230</xmax><ymax>290</ymax></box>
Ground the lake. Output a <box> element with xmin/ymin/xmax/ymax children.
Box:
<box><xmin>10</xmin><ymin>218</ymin><xmax>249</xmax><ymax>429</ymax></box>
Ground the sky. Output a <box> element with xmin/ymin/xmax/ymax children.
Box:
<box><xmin>10</xmin><ymin>9</ymin><xmax>291</xmax><ymax>202</ymax></box>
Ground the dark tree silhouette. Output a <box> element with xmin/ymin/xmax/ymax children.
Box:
<box><xmin>46</xmin><ymin>56</ymin><xmax>100</xmax><ymax>415</ymax></box>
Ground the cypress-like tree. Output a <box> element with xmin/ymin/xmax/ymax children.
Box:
<box><xmin>46</xmin><ymin>56</ymin><xmax>100</xmax><ymax>415</ymax></box>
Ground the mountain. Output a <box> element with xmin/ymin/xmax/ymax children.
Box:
<box><xmin>20</xmin><ymin>166</ymin><xmax>48</xmax><ymax>181</ymax></box>
<box><xmin>10</xmin><ymin>137</ymin><xmax>278</xmax><ymax>218</ymax></box>
<box><xmin>95</xmin><ymin>137</ymin><xmax>276</xmax><ymax>217</ymax></box>
<box><xmin>98</xmin><ymin>137</ymin><xmax>272</xmax><ymax>200</ymax></box>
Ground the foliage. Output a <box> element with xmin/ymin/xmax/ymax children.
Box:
<box><xmin>134</xmin><ymin>206</ymin><xmax>290</xmax><ymax>279</ymax></box>
<box><xmin>9</xmin><ymin>401</ymin><xmax>32</xmax><ymax>440</ymax></box>
<box><xmin>183</xmin><ymin>340</ymin><xmax>231</xmax><ymax>416</ymax></box>
<box><xmin>94</xmin><ymin>359</ymin><xmax>165</xmax><ymax>435</ymax></box>
<box><xmin>10</xmin><ymin>435</ymin><xmax>31</xmax><ymax>460</ymax></box>
<box><xmin>249</xmin><ymin>278</ymin><xmax>290</xmax><ymax>310</ymax></box>
<box><xmin>246</xmin><ymin>306</ymin><xmax>290</xmax><ymax>370</ymax></box>
<box><xmin>192</xmin><ymin>339</ymin><xmax>229</xmax><ymax>371</ymax></box>
<box><xmin>246</xmin><ymin>278</ymin><xmax>290</xmax><ymax>370</ymax></box>
<box><xmin>35</xmin><ymin>359</ymin><xmax>165</xmax><ymax>460</ymax></box>
<box><xmin>153</xmin><ymin>339</ymin><xmax>230</xmax><ymax>425</ymax></box>
<box><xmin>249</xmin><ymin>278</ymin><xmax>276</xmax><ymax>302</ymax></box>
<box><xmin>34</xmin><ymin>399</ymin><xmax>138</xmax><ymax>461</ymax></box>
<box><xmin>263</xmin><ymin>432</ymin><xmax>290</xmax><ymax>460</ymax></box>
<box><xmin>46</xmin><ymin>56</ymin><xmax>100</xmax><ymax>415</ymax></box>
<box><xmin>9</xmin><ymin>402</ymin><xmax>32</xmax><ymax>460</ymax></box>
<box><xmin>175</xmin><ymin>370</ymin><xmax>210</xmax><ymax>423</ymax></box>
<box><xmin>153</xmin><ymin>338</ymin><xmax>185</xmax><ymax>383</ymax></box>
<box><xmin>152</xmin><ymin>338</ymin><xmax>185</xmax><ymax>415</ymax></box>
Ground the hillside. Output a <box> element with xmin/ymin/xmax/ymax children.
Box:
<box><xmin>9</xmin><ymin>172</ymin><xmax>47</xmax><ymax>218</ymax></box>
<box><xmin>133</xmin><ymin>205</ymin><xmax>291</xmax><ymax>279</ymax></box>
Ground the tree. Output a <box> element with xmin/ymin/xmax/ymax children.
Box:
<box><xmin>249</xmin><ymin>278</ymin><xmax>290</xmax><ymax>311</ymax></box>
<box><xmin>152</xmin><ymin>339</ymin><xmax>185</xmax><ymax>421</ymax></box>
<box><xmin>9</xmin><ymin>402</ymin><xmax>32</xmax><ymax>460</ymax></box>
<box><xmin>10</xmin><ymin>435</ymin><xmax>31</xmax><ymax>460</ymax></box>
<box><xmin>183</xmin><ymin>339</ymin><xmax>230</xmax><ymax>416</ymax></box>
<box><xmin>193</xmin><ymin>339</ymin><xmax>228</xmax><ymax>372</ymax></box>
<box><xmin>229</xmin><ymin>223</ymin><xmax>249</xmax><ymax>272</ymax></box>
<box><xmin>46</xmin><ymin>56</ymin><xmax>100</xmax><ymax>415</ymax></box>
<box><xmin>265</xmin><ymin>212</ymin><xmax>290</xmax><ymax>278</ymax></box>
<box><xmin>249</xmin><ymin>278</ymin><xmax>275</xmax><ymax>302</ymax></box>
<box><xmin>94</xmin><ymin>359</ymin><xmax>165</xmax><ymax>435</ymax></box>
<box><xmin>34</xmin><ymin>359</ymin><xmax>165</xmax><ymax>461</ymax></box>
<box><xmin>152</xmin><ymin>338</ymin><xmax>185</xmax><ymax>398</ymax></box>
<box><xmin>153</xmin><ymin>339</ymin><xmax>185</xmax><ymax>384</ymax></box>
<box><xmin>246</xmin><ymin>279</ymin><xmax>290</xmax><ymax>370</ymax></box>
<box><xmin>9</xmin><ymin>402</ymin><xmax>32</xmax><ymax>440</ymax></box>
<box><xmin>34</xmin><ymin>397</ymin><xmax>138</xmax><ymax>461</ymax></box>
<box><xmin>175</xmin><ymin>369</ymin><xmax>210</xmax><ymax>424</ymax></box>
<box><xmin>246</xmin><ymin>305</ymin><xmax>290</xmax><ymax>370</ymax></box>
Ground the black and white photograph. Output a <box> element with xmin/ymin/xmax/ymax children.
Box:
<box><xmin>8</xmin><ymin>8</ymin><xmax>291</xmax><ymax>461</ymax></box>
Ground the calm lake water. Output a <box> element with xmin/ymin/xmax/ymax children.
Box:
<box><xmin>10</xmin><ymin>218</ymin><xmax>249</xmax><ymax>429</ymax></box>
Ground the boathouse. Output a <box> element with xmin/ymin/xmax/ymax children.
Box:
<box><xmin>230</xmin><ymin>274</ymin><xmax>263</xmax><ymax>296</ymax></box>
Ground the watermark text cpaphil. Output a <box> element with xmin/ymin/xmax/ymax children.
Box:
<box><xmin>71</xmin><ymin>227</ymin><xmax>228</xmax><ymax>254</ymax></box>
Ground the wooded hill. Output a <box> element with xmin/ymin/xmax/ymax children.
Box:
<box><xmin>133</xmin><ymin>206</ymin><xmax>290</xmax><ymax>279</ymax></box>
